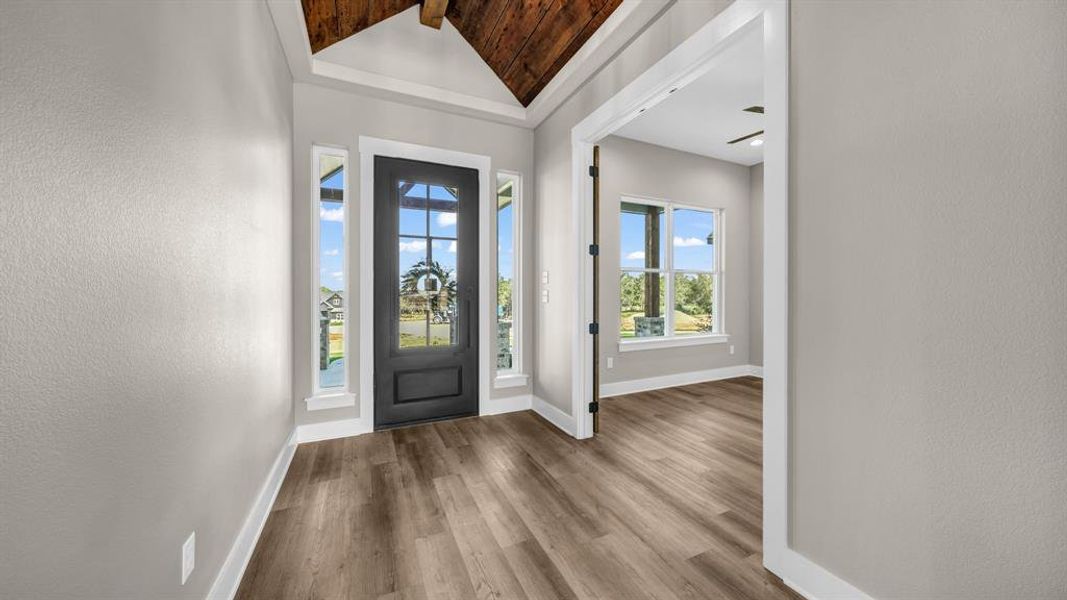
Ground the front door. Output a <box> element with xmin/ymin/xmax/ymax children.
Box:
<box><xmin>374</xmin><ymin>156</ymin><xmax>479</xmax><ymax>429</ymax></box>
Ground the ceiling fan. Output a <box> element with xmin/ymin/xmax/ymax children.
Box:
<box><xmin>727</xmin><ymin>106</ymin><xmax>764</xmax><ymax>145</ymax></box>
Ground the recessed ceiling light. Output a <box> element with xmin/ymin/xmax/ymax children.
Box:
<box><xmin>750</xmin><ymin>138</ymin><xmax>764</xmax><ymax>147</ymax></box>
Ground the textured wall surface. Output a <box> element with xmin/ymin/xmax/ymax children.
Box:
<box><xmin>0</xmin><ymin>1</ymin><xmax>294</xmax><ymax>597</ymax></box>
<box><xmin>534</xmin><ymin>0</ymin><xmax>734</xmax><ymax>413</ymax></box>
<box><xmin>597</xmin><ymin>136</ymin><xmax>752</xmax><ymax>384</ymax></box>
<box><xmin>790</xmin><ymin>1</ymin><xmax>1067</xmax><ymax>597</ymax></box>
<box><xmin>749</xmin><ymin>162</ymin><xmax>763</xmax><ymax>366</ymax></box>
<box><xmin>292</xmin><ymin>83</ymin><xmax>534</xmax><ymax>426</ymax></box>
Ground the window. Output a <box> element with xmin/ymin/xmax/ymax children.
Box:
<box><xmin>496</xmin><ymin>172</ymin><xmax>522</xmax><ymax>376</ymax></box>
<box><xmin>314</xmin><ymin>146</ymin><xmax>348</xmax><ymax>392</ymax></box>
<box><xmin>619</xmin><ymin>198</ymin><xmax>722</xmax><ymax>345</ymax></box>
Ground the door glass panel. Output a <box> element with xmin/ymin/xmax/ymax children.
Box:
<box><xmin>429</xmin><ymin>239</ymin><xmax>458</xmax><ymax>346</ymax></box>
<box><xmin>429</xmin><ymin>184</ymin><xmax>458</xmax><ymax>202</ymax></box>
<box><xmin>399</xmin><ymin>208</ymin><xmax>426</xmax><ymax>236</ymax></box>
<box><xmin>397</xmin><ymin>180</ymin><xmax>459</xmax><ymax>350</ymax></box>
<box><xmin>430</xmin><ymin>209</ymin><xmax>457</xmax><ymax>237</ymax></box>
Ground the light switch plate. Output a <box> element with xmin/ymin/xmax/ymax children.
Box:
<box><xmin>181</xmin><ymin>531</ymin><xmax>195</xmax><ymax>585</ymax></box>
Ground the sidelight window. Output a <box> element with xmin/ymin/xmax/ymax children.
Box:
<box><xmin>313</xmin><ymin>146</ymin><xmax>348</xmax><ymax>391</ymax></box>
<box><xmin>496</xmin><ymin>173</ymin><xmax>522</xmax><ymax>375</ymax></box>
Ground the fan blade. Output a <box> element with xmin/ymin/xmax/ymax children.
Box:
<box><xmin>743</xmin><ymin>105</ymin><xmax>764</xmax><ymax>114</ymax></box>
<box><xmin>727</xmin><ymin>130</ymin><xmax>764</xmax><ymax>145</ymax></box>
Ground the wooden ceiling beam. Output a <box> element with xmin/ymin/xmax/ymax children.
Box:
<box><xmin>420</xmin><ymin>0</ymin><xmax>449</xmax><ymax>29</ymax></box>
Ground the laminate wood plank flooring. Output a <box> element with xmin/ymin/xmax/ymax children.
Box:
<box><xmin>236</xmin><ymin>376</ymin><xmax>801</xmax><ymax>600</ymax></box>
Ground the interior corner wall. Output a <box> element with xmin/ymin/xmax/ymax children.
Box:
<box><xmin>533</xmin><ymin>0</ymin><xmax>736</xmax><ymax>415</ymax></box>
<box><xmin>291</xmin><ymin>83</ymin><xmax>535</xmax><ymax>427</ymax></box>
<box><xmin>0</xmin><ymin>1</ymin><xmax>294</xmax><ymax>597</ymax></box>
<box><xmin>597</xmin><ymin>136</ymin><xmax>752</xmax><ymax>384</ymax></box>
<box><xmin>748</xmin><ymin>162</ymin><xmax>764</xmax><ymax>367</ymax></box>
<box><xmin>790</xmin><ymin>1</ymin><xmax>1067</xmax><ymax>597</ymax></box>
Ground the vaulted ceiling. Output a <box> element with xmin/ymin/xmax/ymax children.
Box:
<box><xmin>300</xmin><ymin>0</ymin><xmax>624</xmax><ymax>106</ymax></box>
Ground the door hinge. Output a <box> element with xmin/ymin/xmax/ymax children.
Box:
<box><xmin>588</xmin><ymin>243</ymin><xmax>599</xmax><ymax>256</ymax></box>
<box><xmin>588</xmin><ymin>401</ymin><xmax>599</xmax><ymax>414</ymax></box>
<box><xmin>588</xmin><ymin>322</ymin><xmax>599</xmax><ymax>335</ymax></box>
<box><xmin>588</xmin><ymin>165</ymin><xmax>599</xmax><ymax>177</ymax></box>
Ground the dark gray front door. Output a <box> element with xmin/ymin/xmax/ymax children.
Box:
<box><xmin>374</xmin><ymin>156</ymin><xmax>479</xmax><ymax>429</ymax></box>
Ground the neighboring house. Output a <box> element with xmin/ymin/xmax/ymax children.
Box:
<box><xmin>319</xmin><ymin>289</ymin><xmax>344</xmax><ymax>321</ymax></box>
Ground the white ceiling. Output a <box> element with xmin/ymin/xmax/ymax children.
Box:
<box><xmin>613</xmin><ymin>24</ymin><xmax>764</xmax><ymax>166</ymax></box>
<box><xmin>266</xmin><ymin>0</ymin><xmax>670</xmax><ymax>128</ymax></box>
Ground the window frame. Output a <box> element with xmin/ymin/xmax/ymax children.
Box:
<box><xmin>618</xmin><ymin>195</ymin><xmax>727</xmax><ymax>352</ymax></box>
<box><xmin>495</xmin><ymin>171</ymin><xmax>526</xmax><ymax>387</ymax></box>
<box><xmin>308</xmin><ymin>145</ymin><xmax>354</xmax><ymax>407</ymax></box>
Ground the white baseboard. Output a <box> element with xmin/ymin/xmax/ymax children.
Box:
<box><xmin>295</xmin><ymin>417</ymin><xmax>372</xmax><ymax>443</ymax></box>
<box><xmin>206</xmin><ymin>429</ymin><xmax>297</xmax><ymax>600</ymax></box>
<box><xmin>481</xmin><ymin>394</ymin><xmax>533</xmax><ymax>415</ymax></box>
<box><xmin>778</xmin><ymin>548</ymin><xmax>873</xmax><ymax>600</ymax></box>
<box><xmin>749</xmin><ymin>364</ymin><xmax>763</xmax><ymax>378</ymax></box>
<box><xmin>600</xmin><ymin>364</ymin><xmax>760</xmax><ymax>397</ymax></box>
<box><xmin>531</xmin><ymin>395</ymin><xmax>576</xmax><ymax>436</ymax></box>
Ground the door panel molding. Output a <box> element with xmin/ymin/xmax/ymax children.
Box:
<box><xmin>358</xmin><ymin>137</ymin><xmax>492</xmax><ymax>430</ymax></box>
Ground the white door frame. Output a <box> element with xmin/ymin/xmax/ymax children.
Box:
<box><xmin>358</xmin><ymin>136</ymin><xmax>493</xmax><ymax>429</ymax></box>
<box><xmin>570</xmin><ymin>0</ymin><xmax>801</xmax><ymax>584</ymax></box>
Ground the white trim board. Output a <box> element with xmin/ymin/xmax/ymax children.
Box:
<box><xmin>599</xmin><ymin>364</ymin><xmax>759</xmax><ymax>397</ymax></box>
<box><xmin>206</xmin><ymin>430</ymin><xmax>296</xmax><ymax>600</ymax></box>
<box><xmin>531</xmin><ymin>396</ymin><xmax>576</xmax><ymax>437</ymax></box>
<box><xmin>296</xmin><ymin>417</ymin><xmax>373</xmax><ymax>444</ymax></box>
<box><xmin>480</xmin><ymin>394</ymin><xmax>533</xmax><ymax>416</ymax></box>
<box><xmin>779</xmin><ymin>549</ymin><xmax>875</xmax><ymax>600</ymax></box>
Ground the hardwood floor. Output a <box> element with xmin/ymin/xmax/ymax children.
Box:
<box><xmin>236</xmin><ymin>376</ymin><xmax>800</xmax><ymax>600</ymax></box>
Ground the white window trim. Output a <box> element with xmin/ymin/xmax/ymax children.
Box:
<box><xmin>618</xmin><ymin>196</ymin><xmax>725</xmax><ymax>348</ymax></box>
<box><xmin>307</xmin><ymin>145</ymin><xmax>355</xmax><ymax>410</ymax></box>
<box><xmin>493</xmin><ymin>373</ymin><xmax>530</xmax><ymax>389</ymax></box>
<box><xmin>618</xmin><ymin>333</ymin><xmax>729</xmax><ymax>352</ymax></box>
<box><xmin>495</xmin><ymin>170</ymin><xmax>527</xmax><ymax>384</ymax></box>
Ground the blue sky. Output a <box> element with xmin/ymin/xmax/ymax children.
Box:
<box><xmin>319</xmin><ymin>169</ymin><xmax>345</xmax><ymax>291</ymax></box>
<box><xmin>319</xmin><ymin>176</ymin><xmax>515</xmax><ymax>292</ymax></box>
<box><xmin>620</xmin><ymin>207</ymin><xmax>715</xmax><ymax>270</ymax></box>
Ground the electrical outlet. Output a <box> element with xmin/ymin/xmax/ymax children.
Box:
<box><xmin>541</xmin><ymin>270</ymin><xmax>549</xmax><ymax>284</ymax></box>
<box><xmin>541</xmin><ymin>289</ymin><xmax>549</xmax><ymax>303</ymax></box>
<box><xmin>181</xmin><ymin>532</ymin><xmax>195</xmax><ymax>585</ymax></box>
<box><xmin>606</xmin><ymin>357</ymin><xmax>614</xmax><ymax>369</ymax></box>
<box><xmin>729</xmin><ymin>345</ymin><xmax>735</xmax><ymax>355</ymax></box>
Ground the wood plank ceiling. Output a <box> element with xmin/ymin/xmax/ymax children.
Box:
<box><xmin>300</xmin><ymin>0</ymin><xmax>624</xmax><ymax>107</ymax></box>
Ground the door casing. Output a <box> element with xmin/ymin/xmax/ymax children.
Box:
<box><xmin>567</xmin><ymin>0</ymin><xmax>798</xmax><ymax>588</ymax></box>
<box><xmin>357</xmin><ymin>137</ymin><xmax>493</xmax><ymax>431</ymax></box>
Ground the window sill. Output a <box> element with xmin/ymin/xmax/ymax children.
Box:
<box><xmin>618</xmin><ymin>334</ymin><xmax>729</xmax><ymax>353</ymax></box>
<box><xmin>305</xmin><ymin>392</ymin><xmax>356</xmax><ymax>412</ymax></box>
<box><xmin>494</xmin><ymin>373</ymin><xmax>530</xmax><ymax>389</ymax></box>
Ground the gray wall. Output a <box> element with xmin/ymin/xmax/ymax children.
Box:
<box><xmin>597</xmin><ymin>136</ymin><xmax>751</xmax><ymax>384</ymax></box>
<box><xmin>0</xmin><ymin>1</ymin><xmax>294</xmax><ymax>598</ymax></box>
<box><xmin>749</xmin><ymin>162</ymin><xmax>763</xmax><ymax>366</ymax></box>
<box><xmin>791</xmin><ymin>1</ymin><xmax>1067</xmax><ymax>598</ymax></box>
<box><xmin>292</xmin><ymin>83</ymin><xmax>535</xmax><ymax>426</ymax></box>
<box><xmin>534</xmin><ymin>0</ymin><xmax>734</xmax><ymax>414</ymax></box>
